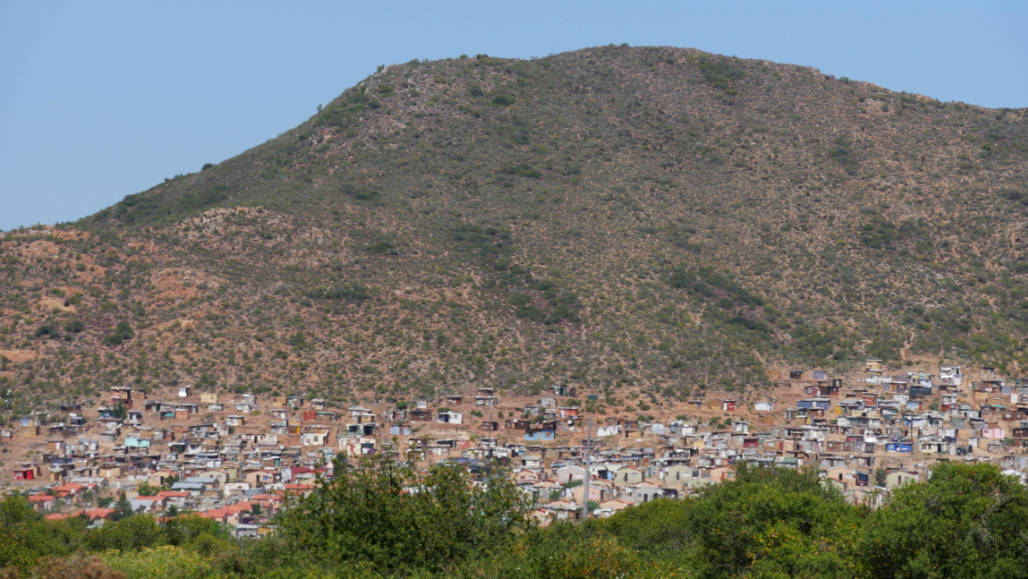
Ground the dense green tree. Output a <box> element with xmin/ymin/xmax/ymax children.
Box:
<box><xmin>5</xmin><ymin>461</ymin><xmax>1028</xmax><ymax>577</ymax></box>
<box><xmin>109</xmin><ymin>403</ymin><xmax>127</xmax><ymax>420</ymax></box>
<box><xmin>110</xmin><ymin>490</ymin><xmax>133</xmax><ymax>521</ymax></box>
<box><xmin>0</xmin><ymin>495</ymin><xmax>47</xmax><ymax>571</ymax></box>
<box><xmin>85</xmin><ymin>514</ymin><xmax>165</xmax><ymax>552</ymax></box>
<box><xmin>267</xmin><ymin>455</ymin><xmax>531</xmax><ymax>575</ymax></box>
<box><xmin>593</xmin><ymin>497</ymin><xmax>696</xmax><ymax>568</ymax></box>
<box><xmin>0</xmin><ymin>496</ymin><xmax>86</xmax><ymax>572</ymax></box>
<box><xmin>467</xmin><ymin>522</ymin><xmax>661</xmax><ymax>578</ymax></box>
<box><xmin>861</xmin><ymin>463</ymin><xmax>1028</xmax><ymax>578</ymax></box>
<box><xmin>163</xmin><ymin>514</ymin><xmax>231</xmax><ymax>550</ymax></box>
<box><xmin>874</xmin><ymin>467</ymin><xmax>888</xmax><ymax>487</ymax></box>
<box><xmin>680</xmin><ymin>465</ymin><xmax>865</xmax><ymax>577</ymax></box>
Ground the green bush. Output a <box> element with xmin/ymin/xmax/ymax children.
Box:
<box><xmin>859</xmin><ymin>215</ymin><xmax>898</xmax><ymax>249</ymax></box>
<box><xmin>830</xmin><ymin>136</ymin><xmax>859</xmax><ymax>175</ymax></box>
<box><xmin>337</xmin><ymin>183</ymin><xmax>380</xmax><ymax>202</ymax></box>
<box><xmin>306</xmin><ymin>282</ymin><xmax>372</xmax><ymax>303</ymax></box>
<box><xmin>509</xmin><ymin>277</ymin><xmax>582</xmax><ymax>324</ymax></box>
<box><xmin>498</xmin><ymin>164</ymin><xmax>541</xmax><ymax>179</ymax></box>
<box><xmin>104</xmin><ymin>321</ymin><xmax>134</xmax><ymax>346</ymax></box>
<box><xmin>35</xmin><ymin>324</ymin><xmax>60</xmax><ymax>339</ymax></box>
<box><xmin>63</xmin><ymin>319</ymin><xmax>85</xmax><ymax>334</ymax></box>
<box><xmin>103</xmin><ymin>544</ymin><xmax>216</xmax><ymax>578</ymax></box>
<box><xmin>698</xmin><ymin>56</ymin><xmax>744</xmax><ymax>94</ymax></box>
<box><xmin>451</xmin><ymin>222</ymin><xmax>512</xmax><ymax>259</ymax></box>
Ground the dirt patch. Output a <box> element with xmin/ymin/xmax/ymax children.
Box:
<box><xmin>155</xmin><ymin>318</ymin><xmax>198</xmax><ymax>333</ymax></box>
<box><xmin>38</xmin><ymin>296</ymin><xmax>75</xmax><ymax>313</ymax></box>
<box><xmin>150</xmin><ymin>268</ymin><xmax>223</xmax><ymax>306</ymax></box>
<box><xmin>0</xmin><ymin>349</ymin><xmax>39</xmax><ymax>364</ymax></box>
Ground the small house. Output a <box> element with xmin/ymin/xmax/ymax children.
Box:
<box><xmin>475</xmin><ymin>395</ymin><xmax>498</xmax><ymax>407</ymax></box>
<box><xmin>554</xmin><ymin>464</ymin><xmax>586</xmax><ymax>484</ymax></box>
<box><xmin>437</xmin><ymin>410</ymin><xmax>463</xmax><ymax>425</ymax></box>
<box><xmin>614</xmin><ymin>466</ymin><xmax>645</xmax><ymax>485</ymax></box>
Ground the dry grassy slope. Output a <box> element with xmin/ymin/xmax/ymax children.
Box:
<box><xmin>1</xmin><ymin>46</ymin><xmax>1025</xmax><ymax>417</ymax></box>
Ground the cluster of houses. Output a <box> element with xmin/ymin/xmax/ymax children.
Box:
<box><xmin>3</xmin><ymin>361</ymin><xmax>1028</xmax><ymax>530</ymax></box>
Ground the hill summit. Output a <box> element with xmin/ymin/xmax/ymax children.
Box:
<box><xmin>1</xmin><ymin>45</ymin><xmax>1025</xmax><ymax>411</ymax></box>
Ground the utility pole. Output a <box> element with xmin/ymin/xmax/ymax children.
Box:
<box><xmin>581</xmin><ymin>416</ymin><xmax>592</xmax><ymax>520</ymax></box>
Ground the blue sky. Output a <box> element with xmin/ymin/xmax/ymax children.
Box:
<box><xmin>2</xmin><ymin>0</ymin><xmax>1025</xmax><ymax>231</ymax></box>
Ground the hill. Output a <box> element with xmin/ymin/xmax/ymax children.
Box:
<box><xmin>1</xmin><ymin>45</ymin><xmax>1025</xmax><ymax>414</ymax></box>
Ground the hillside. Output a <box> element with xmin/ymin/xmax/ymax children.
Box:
<box><xmin>1</xmin><ymin>45</ymin><xmax>1025</xmax><ymax>415</ymax></box>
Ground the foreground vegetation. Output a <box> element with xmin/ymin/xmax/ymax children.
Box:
<box><xmin>3</xmin><ymin>460</ymin><xmax>1027</xmax><ymax>577</ymax></box>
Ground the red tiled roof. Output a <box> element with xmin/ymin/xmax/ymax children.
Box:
<box><xmin>46</xmin><ymin>509</ymin><xmax>114</xmax><ymax>520</ymax></box>
<box><xmin>197</xmin><ymin>500</ymin><xmax>253</xmax><ymax>520</ymax></box>
<box><xmin>226</xmin><ymin>501</ymin><xmax>252</xmax><ymax>514</ymax></box>
<box><xmin>85</xmin><ymin>508</ymin><xmax>115</xmax><ymax>520</ymax></box>
<box><xmin>197</xmin><ymin>507</ymin><xmax>228</xmax><ymax>520</ymax></box>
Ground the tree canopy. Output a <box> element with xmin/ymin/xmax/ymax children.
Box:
<box><xmin>3</xmin><ymin>462</ymin><xmax>1028</xmax><ymax>577</ymax></box>
<box><xmin>264</xmin><ymin>455</ymin><xmax>532</xmax><ymax>575</ymax></box>
<box><xmin>861</xmin><ymin>462</ymin><xmax>1028</xmax><ymax>578</ymax></box>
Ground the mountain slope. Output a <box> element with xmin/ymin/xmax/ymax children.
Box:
<box><xmin>1</xmin><ymin>46</ymin><xmax>1025</xmax><ymax>414</ymax></box>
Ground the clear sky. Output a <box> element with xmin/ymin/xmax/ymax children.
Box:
<box><xmin>2</xmin><ymin>0</ymin><xmax>1025</xmax><ymax>231</ymax></box>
